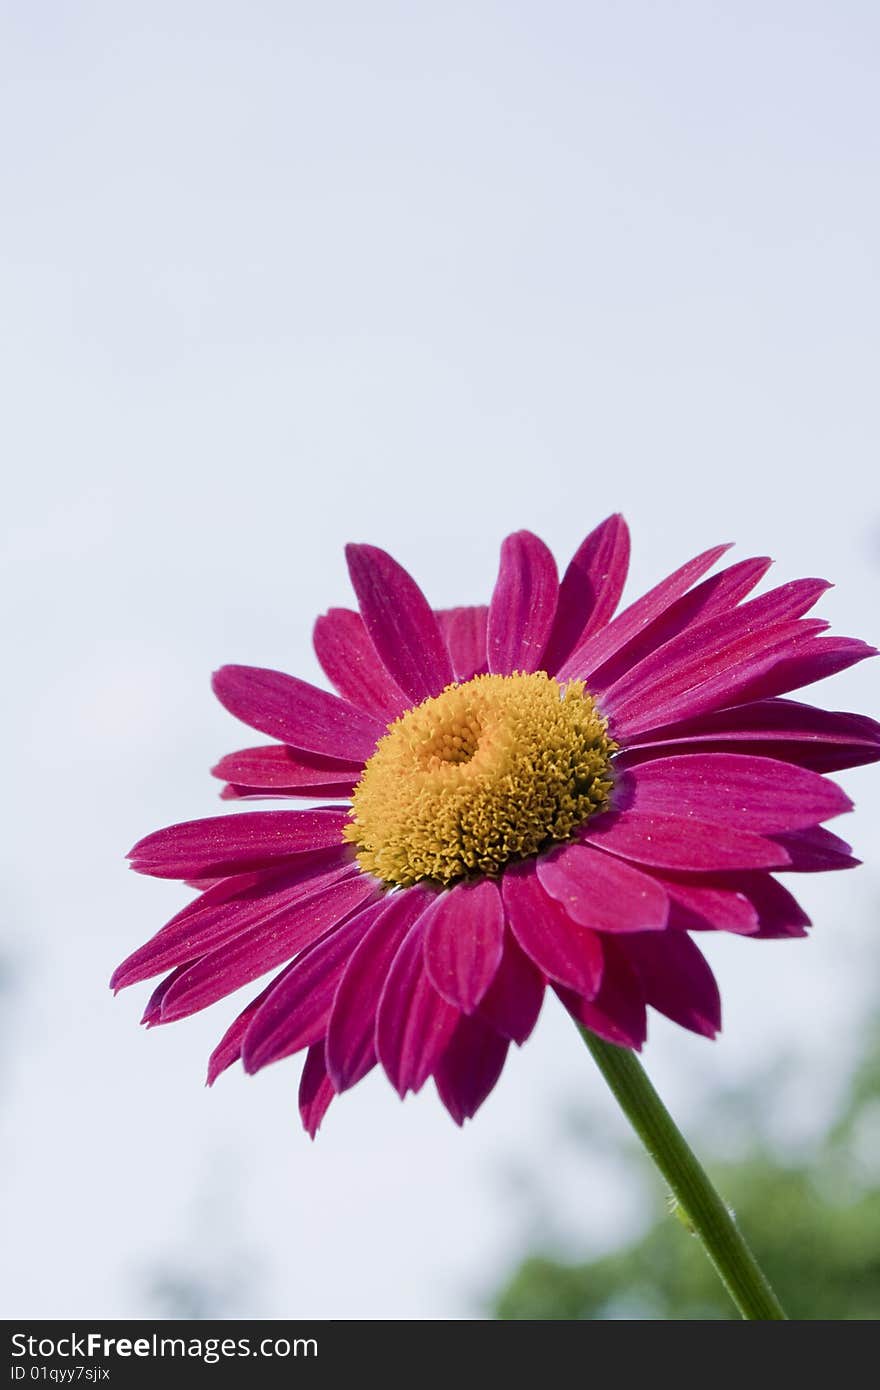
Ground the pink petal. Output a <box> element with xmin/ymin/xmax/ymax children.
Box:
<box><xmin>619</xmin><ymin>698</ymin><xmax>880</xmax><ymax>774</ymax></box>
<box><xmin>219</xmin><ymin>782</ymin><xmax>356</xmax><ymax>802</ymax></box>
<box><xmin>127</xmin><ymin>808</ymin><xmax>351</xmax><ymax>880</ymax></box>
<box><xmin>113</xmin><ymin>854</ymin><xmax>353</xmax><ymax>989</ymax></box>
<box><xmin>770</xmin><ymin>824</ymin><xmax>860</xmax><ymax>872</ymax></box>
<box><xmin>422</xmin><ymin>878</ymin><xmax>504</xmax><ymax>1013</ymax></box>
<box><xmin>662</xmin><ymin>879</ymin><xmax>759</xmax><ymax>935</ymax></box>
<box><xmin>312</xmin><ymin>607</ymin><xmax>410</xmax><ymax>723</ymax></box>
<box><xmin>730</xmin><ymin>873</ymin><xmax>811</xmax><ymax>937</ymax></box>
<box><xmin>434</xmin><ymin>1014</ymin><xmax>509</xmax><ymax>1125</ymax></box>
<box><xmin>540</xmin><ymin>515</ymin><xmax>631</xmax><ymax>673</ymax></box>
<box><xmin>376</xmin><ymin>917</ymin><xmax>460</xmax><ymax>1096</ymax></box>
<box><xmin>242</xmin><ymin>901</ymin><xmax>385</xmax><ymax>1073</ymax></box>
<box><xmin>581</xmin><ymin>809</ymin><xmax>790</xmax><ymax>871</ymax></box>
<box><xmin>613</xmin><ymin>628</ymin><xmax>873</xmax><ymax>737</ymax></box>
<box><xmin>141</xmin><ymin>964</ymin><xmax>193</xmax><ymax>1026</ymax></box>
<box><xmin>601</xmin><ymin>577</ymin><xmax>830</xmax><ymax>715</ymax></box>
<box><xmin>727</xmin><ymin>637</ymin><xmax>877</xmax><ymax>706</ymax></box>
<box><xmin>120</xmin><ymin>866</ymin><xmax>275</xmax><ymax>959</ymax></box>
<box><xmin>299</xmin><ymin>1044</ymin><xmax>337</xmax><ymax>1138</ymax></box>
<box><xmin>435</xmin><ymin>606</ymin><xmax>489</xmax><ymax>682</ymax></box>
<box><xmin>555</xmin><ymin>937</ymin><xmax>647</xmax><ymax>1048</ymax></box>
<box><xmin>621</xmin><ymin>754</ymin><xmax>852</xmax><ymax>832</ymax></box>
<box><xmin>206</xmin><ymin>962</ymin><xmax>295</xmax><ymax>1084</ymax></box>
<box><xmin>326</xmin><ymin>886</ymin><xmax>436</xmax><ymax>1091</ymax></box>
<box><xmin>487</xmin><ymin>531</ymin><xmax>559</xmax><ymax>675</ymax></box>
<box><xmin>619</xmin><ymin>931</ymin><xmax>721</xmax><ymax>1037</ymax></box>
<box><xmin>586</xmin><ymin>556</ymin><xmax>773</xmax><ymax>696</ymax></box>
<box><xmin>537</xmin><ymin>841</ymin><xmax>669</xmax><ymax>933</ymax></box>
<box><xmin>346</xmin><ymin>544</ymin><xmax>453</xmax><ymax>702</ymax></box>
<box><xmin>557</xmin><ymin>543</ymin><xmax>731</xmax><ymax>682</ymax></box>
<box><xmin>477</xmin><ymin>929</ymin><xmax>545</xmax><ymax>1044</ymax></box>
<box><xmin>502</xmin><ymin>863</ymin><xmax>604</xmax><ymax>997</ymax></box>
<box><xmin>211</xmin><ymin>745</ymin><xmax>361</xmax><ymax>794</ymax></box>
<box><xmin>157</xmin><ymin>870</ymin><xmax>381</xmax><ymax>1021</ymax></box>
<box><xmin>212</xmin><ymin>664</ymin><xmax>385</xmax><ymax>761</ymax></box>
<box><xmin>609</xmin><ymin>618</ymin><xmax>826</xmax><ymax>735</ymax></box>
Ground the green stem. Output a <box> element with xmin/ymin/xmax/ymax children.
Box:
<box><xmin>579</xmin><ymin>1026</ymin><xmax>787</xmax><ymax>1320</ymax></box>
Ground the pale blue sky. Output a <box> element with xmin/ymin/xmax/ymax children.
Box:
<box><xmin>2</xmin><ymin>1</ymin><xmax>878</xmax><ymax>1317</ymax></box>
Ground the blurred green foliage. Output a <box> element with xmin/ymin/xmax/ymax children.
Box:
<box><xmin>493</xmin><ymin>1030</ymin><xmax>880</xmax><ymax>1320</ymax></box>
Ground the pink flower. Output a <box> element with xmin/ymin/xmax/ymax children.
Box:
<box><xmin>113</xmin><ymin>519</ymin><xmax>879</xmax><ymax>1134</ymax></box>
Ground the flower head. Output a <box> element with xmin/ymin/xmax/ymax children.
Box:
<box><xmin>347</xmin><ymin>671</ymin><xmax>615</xmax><ymax>885</ymax></box>
<box><xmin>113</xmin><ymin>520</ymin><xmax>879</xmax><ymax>1134</ymax></box>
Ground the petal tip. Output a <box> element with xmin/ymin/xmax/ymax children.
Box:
<box><xmin>239</xmin><ymin>1036</ymin><xmax>265</xmax><ymax>1076</ymax></box>
<box><xmin>210</xmin><ymin>665</ymin><xmax>235</xmax><ymax>692</ymax></box>
<box><xmin>693</xmin><ymin>1015</ymin><xmax>721</xmax><ymax>1041</ymax></box>
<box><xmin>344</xmin><ymin>541</ymin><xmax>379</xmax><ymax>566</ymax></box>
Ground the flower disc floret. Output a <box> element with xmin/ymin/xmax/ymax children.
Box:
<box><xmin>345</xmin><ymin>672</ymin><xmax>616</xmax><ymax>886</ymax></box>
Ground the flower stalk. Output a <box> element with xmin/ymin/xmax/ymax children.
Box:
<box><xmin>579</xmin><ymin>1026</ymin><xmax>787</xmax><ymax>1320</ymax></box>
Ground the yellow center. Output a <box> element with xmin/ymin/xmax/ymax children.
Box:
<box><xmin>345</xmin><ymin>672</ymin><xmax>616</xmax><ymax>888</ymax></box>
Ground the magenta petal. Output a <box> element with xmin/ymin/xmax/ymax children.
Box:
<box><xmin>219</xmin><ymin>783</ymin><xmax>355</xmax><ymax>802</ymax></box>
<box><xmin>206</xmin><ymin>962</ymin><xmax>295</xmax><ymax>1083</ymax></box>
<box><xmin>422</xmin><ymin>878</ymin><xmax>504</xmax><ymax>1013</ymax></box>
<box><xmin>728</xmin><ymin>637</ymin><xmax>877</xmax><ymax>707</ymax></box>
<box><xmin>326</xmin><ymin>886</ymin><xmax>436</xmax><ymax>1091</ymax></box>
<box><xmin>113</xmin><ymin>854</ymin><xmax>352</xmax><ymax>989</ymax></box>
<box><xmin>435</xmin><ymin>606</ymin><xmax>489</xmax><ymax>682</ymax></box>
<box><xmin>662</xmin><ymin>879</ymin><xmax>759</xmax><ymax>935</ymax></box>
<box><xmin>242</xmin><ymin>902</ymin><xmax>384</xmax><ymax>1073</ymax></box>
<box><xmin>313</xmin><ymin>607</ymin><xmax>410</xmax><ymax>723</ymax></box>
<box><xmin>619</xmin><ymin>698</ymin><xmax>880</xmax><ymax>774</ymax></box>
<box><xmin>771</xmin><ymin>824</ymin><xmax>861</xmax><ymax>872</ymax></box>
<box><xmin>212</xmin><ymin>664</ymin><xmax>384</xmax><ymax>761</ymax></box>
<box><xmin>346</xmin><ymin>544</ymin><xmax>453</xmax><ymax>702</ymax></box>
<box><xmin>434</xmin><ymin>1014</ymin><xmax>509</xmax><ymax>1125</ymax></box>
<box><xmin>376</xmin><ymin>918</ymin><xmax>460</xmax><ymax>1096</ymax></box>
<box><xmin>602</xmin><ymin>578</ymin><xmax>830</xmax><ymax>715</ymax></box>
<box><xmin>115</xmin><ymin>870</ymin><xmax>264</xmax><ymax>989</ymax></box>
<box><xmin>619</xmin><ymin>931</ymin><xmax>721</xmax><ymax>1037</ymax></box>
<box><xmin>608</xmin><ymin>618</ymin><xmax>824</xmax><ymax>735</ymax></box>
<box><xmin>581</xmin><ymin>809</ymin><xmax>790</xmax><ymax>871</ymax></box>
<box><xmin>212</xmin><ymin>745</ymin><xmax>361</xmax><ymax>793</ymax></box>
<box><xmin>622</xmin><ymin>754</ymin><xmax>852</xmax><ymax>832</ymax></box>
<box><xmin>541</xmin><ymin>515</ymin><xmax>631</xmax><ymax>674</ymax></box>
<box><xmin>612</xmin><ymin>627</ymin><xmax>872</xmax><ymax>737</ymax></box>
<box><xmin>730</xmin><ymin>873</ymin><xmax>811</xmax><ymax>937</ymax></box>
<box><xmin>127</xmin><ymin>808</ymin><xmax>350</xmax><ymax>880</ymax></box>
<box><xmin>557</xmin><ymin>543</ymin><xmax>731</xmax><ymax>682</ymax></box>
<box><xmin>298</xmin><ymin>1044</ymin><xmax>337</xmax><ymax>1139</ymax></box>
<box><xmin>502</xmin><ymin>863</ymin><xmax>604</xmax><ymax>997</ymax></box>
<box><xmin>556</xmin><ymin>938</ymin><xmax>646</xmax><ymax>1049</ymax></box>
<box><xmin>487</xmin><ymin>531</ymin><xmax>559</xmax><ymax>675</ymax></box>
<box><xmin>537</xmin><ymin>841</ymin><xmax>669</xmax><ymax>933</ymax></box>
<box><xmin>141</xmin><ymin>964</ymin><xmax>193</xmax><ymax>1026</ymax></box>
<box><xmin>157</xmin><ymin>871</ymin><xmax>381</xmax><ymax>1021</ymax></box>
<box><xmin>587</xmin><ymin>556</ymin><xmax>773</xmax><ymax>696</ymax></box>
<box><xmin>478</xmin><ymin>929</ymin><xmax>545</xmax><ymax>1044</ymax></box>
